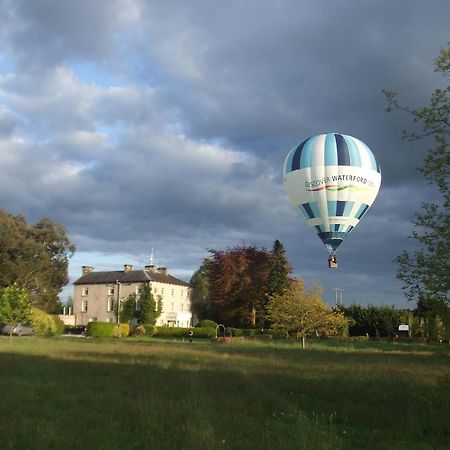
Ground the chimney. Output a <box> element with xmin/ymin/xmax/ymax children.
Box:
<box><xmin>82</xmin><ymin>266</ymin><xmax>94</xmax><ymax>275</ymax></box>
<box><xmin>157</xmin><ymin>266</ymin><xmax>167</xmax><ymax>275</ymax></box>
<box><xmin>145</xmin><ymin>265</ymin><xmax>157</xmax><ymax>273</ymax></box>
<box><xmin>123</xmin><ymin>264</ymin><xmax>134</xmax><ymax>273</ymax></box>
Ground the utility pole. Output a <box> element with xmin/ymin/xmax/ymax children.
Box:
<box><xmin>333</xmin><ymin>288</ymin><xmax>344</xmax><ymax>306</ymax></box>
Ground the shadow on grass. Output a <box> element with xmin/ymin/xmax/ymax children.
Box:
<box><xmin>0</xmin><ymin>340</ymin><xmax>449</xmax><ymax>450</ymax></box>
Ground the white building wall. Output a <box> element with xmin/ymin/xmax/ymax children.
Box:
<box><xmin>73</xmin><ymin>280</ymin><xmax>192</xmax><ymax>327</ymax></box>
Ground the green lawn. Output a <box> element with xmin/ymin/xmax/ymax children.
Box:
<box><xmin>0</xmin><ymin>336</ymin><xmax>448</xmax><ymax>450</ymax></box>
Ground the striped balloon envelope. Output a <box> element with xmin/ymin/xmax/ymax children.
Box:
<box><xmin>283</xmin><ymin>133</ymin><xmax>381</xmax><ymax>264</ymax></box>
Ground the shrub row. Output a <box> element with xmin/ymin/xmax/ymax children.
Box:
<box><xmin>156</xmin><ymin>326</ymin><xmax>216</xmax><ymax>339</ymax></box>
<box><xmin>86</xmin><ymin>322</ymin><xmax>130</xmax><ymax>338</ymax></box>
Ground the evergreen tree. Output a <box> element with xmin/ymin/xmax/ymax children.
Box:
<box><xmin>119</xmin><ymin>294</ymin><xmax>136</xmax><ymax>323</ymax></box>
<box><xmin>266</xmin><ymin>240</ymin><xmax>291</xmax><ymax>297</ymax></box>
<box><xmin>139</xmin><ymin>283</ymin><xmax>161</xmax><ymax>325</ymax></box>
<box><xmin>189</xmin><ymin>259</ymin><xmax>211</xmax><ymax>321</ymax></box>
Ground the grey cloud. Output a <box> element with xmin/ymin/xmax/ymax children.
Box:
<box><xmin>0</xmin><ymin>0</ymin><xmax>448</xmax><ymax>305</ymax></box>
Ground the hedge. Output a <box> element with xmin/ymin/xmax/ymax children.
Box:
<box><xmin>86</xmin><ymin>322</ymin><xmax>129</xmax><ymax>338</ymax></box>
<box><xmin>31</xmin><ymin>307</ymin><xmax>64</xmax><ymax>336</ymax></box>
<box><xmin>198</xmin><ymin>319</ymin><xmax>217</xmax><ymax>328</ymax></box>
<box><xmin>131</xmin><ymin>324</ymin><xmax>157</xmax><ymax>337</ymax></box>
<box><xmin>155</xmin><ymin>326</ymin><xmax>216</xmax><ymax>339</ymax></box>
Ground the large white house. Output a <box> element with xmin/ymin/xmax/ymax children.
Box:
<box><xmin>73</xmin><ymin>264</ymin><xmax>192</xmax><ymax>327</ymax></box>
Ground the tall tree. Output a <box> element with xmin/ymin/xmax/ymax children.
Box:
<box><xmin>0</xmin><ymin>284</ymin><xmax>32</xmax><ymax>341</ymax></box>
<box><xmin>266</xmin><ymin>280</ymin><xmax>348</xmax><ymax>349</ymax></box>
<box><xmin>208</xmin><ymin>245</ymin><xmax>271</xmax><ymax>327</ymax></box>
<box><xmin>139</xmin><ymin>283</ymin><xmax>161</xmax><ymax>325</ymax></box>
<box><xmin>266</xmin><ymin>240</ymin><xmax>291</xmax><ymax>297</ymax></box>
<box><xmin>384</xmin><ymin>43</ymin><xmax>450</xmax><ymax>306</ymax></box>
<box><xmin>0</xmin><ymin>209</ymin><xmax>75</xmax><ymax>313</ymax></box>
<box><xmin>189</xmin><ymin>259</ymin><xmax>211</xmax><ymax>322</ymax></box>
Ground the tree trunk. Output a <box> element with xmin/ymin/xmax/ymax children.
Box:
<box><xmin>301</xmin><ymin>336</ymin><xmax>306</xmax><ymax>349</ymax></box>
<box><xmin>251</xmin><ymin>306</ymin><xmax>256</xmax><ymax>326</ymax></box>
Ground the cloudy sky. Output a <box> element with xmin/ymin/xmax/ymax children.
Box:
<box><xmin>1</xmin><ymin>0</ymin><xmax>449</xmax><ymax>308</ymax></box>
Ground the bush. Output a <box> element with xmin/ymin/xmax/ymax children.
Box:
<box><xmin>198</xmin><ymin>319</ymin><xmax>217</xmax><ymax>328</ymax></box>
<box><xmin>30</xmin><ymin>307</ymin><xmax>64</xmax><ymax>336</ymax></box>
<box><xmin>132</xmin><ymin>324</ymin><xmax>157</xmax><ymax>337</ymax></box>
<box><xmin>143</xmin><ymin>324</ymin><xmax>157</xmax><ymax>336</ymax></box>
<box><xmin>113</xmin><ymin>323</ymin><xmax>129</xmax><ymax>338</ymax></box>
<box><xmin>86</xmin><ymin>322</ymin><xmax>129</xmax><ymax>338</ymax></box>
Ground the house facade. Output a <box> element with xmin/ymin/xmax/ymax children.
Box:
<box><xmin>73</xmin><ymin>264</ymin><xmax>192</xmax><ymax>327</ymax></box>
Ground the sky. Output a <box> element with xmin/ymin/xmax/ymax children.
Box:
<box><xmin>0</xmin><ymin>0</ymin><xmax>449</xmax><ymax>308</ymax></box>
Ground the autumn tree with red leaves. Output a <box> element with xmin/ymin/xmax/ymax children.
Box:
<box><xmin>208</xmin><ymin>245</ymin><xmax>271</xmax><ymax>327</ymax></box>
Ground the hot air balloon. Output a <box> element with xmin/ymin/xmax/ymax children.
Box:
<box><xmin>283</xmin><ymin>133</ymin><xmax>381</xmax><ymax>268</ymax></box>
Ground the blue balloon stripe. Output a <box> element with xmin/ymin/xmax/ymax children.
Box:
<box><xmin>291</xmin><ymin>139</ymin><xmax>307</xmax><ymax>171</ymax></box>
<box><xmin>309</xmin><ymin>202</ymin><xmax>321</xmax><ymax>218</ymax></box>
<box><xmin>327</xmin><ymin>200</ymin><xmax>337</xmax><ymax>216</ymax></box>
<box><xmin>335</xmin><ymin>134</ymin><xmax>351</xmax><ymax>166</ymax></box>
<box><xmin>343</xmin><ymin>201</ymin><xmax>355</xmax><ymax>216</ymax></box>
<box><xmin>324</xmin><ymin>133</ymin><xmax>338</xmax><ymax>165</ymax></box>
<box><xmin>301</xmin><ymin>203</ymin><xmax>315</xmax><ymax>219</ymax></box>
<box><xmin>300</xmin><ymin>135</ymin><xmax>316</xmax><ymax>168</ymax></box>
<box><xmin>361</xmin><ymin>141</ymin><xmax>379</xmax><ymax>172</ymax></box>
<box><xmin>336</xmin><ymin>201</ymin><xmax>346</xmax><ymax>216</ymax></box>
<box><xmin>355</xmin><ymin>204</ymin><xmax>369</xmax><ymax>219</ymax></box>
<box><xmin>344</xmin><ymin>136</ymin><xmax>362</xmax><ymax>167</ymax></box>
<box><xmin>285</xmin><ymin>144</ymin><xmax>297</xmax><ymax>174</ymax></box>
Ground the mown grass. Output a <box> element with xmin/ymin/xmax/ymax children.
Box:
<box><xmin>0</xmin><ymin>336</ymin><xmax>448</xmax><ymax>450</ymax></box>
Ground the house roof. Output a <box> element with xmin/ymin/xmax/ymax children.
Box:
<box><xmin>73</xmin><ymin>270</ymin><xmax>190</xmax><ymax>287</ymax></box>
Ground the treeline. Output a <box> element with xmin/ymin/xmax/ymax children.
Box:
<box><xmin>190</xmin><ymin>240</ymin><xmax>450</xmax><ymax>342</ymax></box>
<box><xmin>339</xmin><ymin>302</ymin><xmax>450</xmax><ymax>341</ymax></box>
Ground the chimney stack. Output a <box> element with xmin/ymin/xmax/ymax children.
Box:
<box><xmin>123</xmin><ymin>264</ymin><xmax>134</xmax><ymax>273</ymax></box>
<box><xmin>145</xmin><ymin>265</ymin><xmax>157</xmax><ymax>273</ymax></box>
<box><xmin>82</xmin><ymin>266</ymin><xmax>94</xmax><ymax>275</ymax></box>
<box><xmin>157</xmin><ymin>266</ymin><xmax>167</xmax><ymax>275</ymax></box>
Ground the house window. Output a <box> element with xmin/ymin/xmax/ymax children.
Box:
<box><xmin>181</xmin><ymin>303</ymin><xmax>184</xmax><ymax>311</ymax></box>
<box><xmin>135</xmin><ymin>285</ymin><xmax>142</xmax><ymax>295</ymax></box>
<box><xmin>81</xmin><ymin>301</ymin><xmax>88</xmax><ymax>312</ymax></box>
<box><xmin>154</xmin><ymin>287</ymin><xmax>158</xmax><ymax>294</ymax></box>
<box><xmin>171</xmin><ymin>289</ymin><xmax>174</xmax><ymax>296</ymax></box>
<box><xmin>107</xmin><ymin>299</ymin><xmax>114</xmax><ymax>312</ymax></box>
<box><xmin>171</xmin><ymin>302</ymin><xmax>174</xmax><ymax>311</ymax></box>
<box><xmin>136</xmin><ymin>300</ymin><xmax>141</xmax><ymax>312</ymax></box>
<box><xmin>180</xmin><ymin>290</ymin><xmax>184</xmax><ymax>297</ymax></box>
<box><xmin>161</xmin><ymin>288</ymin><xmax>164</xmax><ymax>295</ymax></box>
<box><xmin>108</xmin><ymin>286</ymin><xmax>115</xmax><ymax>296</ymax></box>
<box><xmin>81</xmin><ymin>287</ymin><xmax>89</xmax><ymax>297</ymax></box>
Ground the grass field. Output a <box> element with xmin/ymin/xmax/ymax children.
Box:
<box><xmin>0</xmin><ymin>336</ymin><xmax>449</xmax><ymax>450</ymax></box>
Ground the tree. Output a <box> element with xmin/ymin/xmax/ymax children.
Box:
<box><xmin>189</xmin><ymin>259</ymin><xmax>211</xmax><ymax>321</ymax></box>
<box><xmin>266</xmin><ymin>280</ymin><xmax>348</xmax><ymax>348</ymax></box>
<box><xmin>139</xmin><ymin>283</ymin><xmax>161</xmax><ymax>325</ymax></box>
<box><xmin>0</xmin><ymin>284</ymin><xmax>32</xmax><ymax>341</ymax></box>
<box><xmin>383</xmin><ymin>43</ymin><xmax>450</xmax><ymax>306</ymax></box>
<box><xmin>119</xmin><ymin>294</ymin><xmax>136</xmax><ymax>324</ymax></box>
<box><xmin>0</xmin><ymin>209</ymin><xmax>76</xmax><ymax>313</ymax></box>
<box><xmin>266</xmin><ymin>240</ymin><xmax>292</xmax><ymax>298</ymax></box>
<box><xmin>208</xmin><ymin>245</ymin><xmax>271</xmax><ymax>327</ymax></box>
